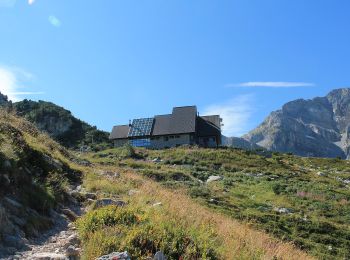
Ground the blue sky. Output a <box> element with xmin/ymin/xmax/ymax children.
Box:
<box><xmin>1</xmin><ymin>0</ymin><xmax>350</xmax><ymax>136</ymax></box>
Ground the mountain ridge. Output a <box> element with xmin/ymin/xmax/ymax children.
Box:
<box><xmin>244</xmin><ymin>88</ymin><xmax>350</xmax><ymax>158</ymax></box>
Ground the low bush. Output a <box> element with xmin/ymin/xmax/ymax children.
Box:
<box><xmin>76</xmin><ymin>205</ymin><xmax>220</xmax><ymax>259</ymax></box>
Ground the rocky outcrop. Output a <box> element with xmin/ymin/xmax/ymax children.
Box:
<box><xmin>13</xmin><ymin>99</ymin><xmax>109</xmax><ymax>148</ymax></box>
<box><xmin>244</xmin><ymin>88</ymin><xmax>350</xmax><ymax>159</ymax></box>
<box><xmin>222</xmin><ymin>135</ymin><xmax>262</xmax><ymax>150</ymax></box>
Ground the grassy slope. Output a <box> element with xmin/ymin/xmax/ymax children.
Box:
<box><xmin>0</xmin><ymin>110</ymin><xmax>83</xmax><ymax>238</ymax></box>
<box><xmin>0</xmin><ymin>111</ymin><xmax>310</xmax><ymax>259</ymax></box>
<box><xmin>79</xmin><ymin>146</ymin><xmax>313</xmax><ymax>260</ymax></box>
<box><xmin>84</xmin><ymin>146</ymin><xmax>350</xmax><ymax>259</ymax></box>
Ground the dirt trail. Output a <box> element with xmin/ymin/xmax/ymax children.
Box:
<box><xmin>4</xmin><ymin>206</ymin><xmax>83</xmax><ymax>260</ymax></box>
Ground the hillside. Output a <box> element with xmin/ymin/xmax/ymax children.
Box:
<box><xmin>13</xmin><ymin>99</ymin><xmax>110</xmax><ymax>149</ymax></box>
<box><xmin>244</xmin><ymin>88</ymin><xmax>350</xmax><ymax>159</ymax></box>
<box><xmin>0</xmin><ymin>110</ymin><xmax>313</xmax><ymax>259</ymax></box>
<box><xmin>85</xmin><ymin>146</ymin><xmax>350</xmax><ymax>259</ymax></box>
<box><xmin>0</xmin><ymin>109</ymin><xmax>82</xmax><ymax>257</ymax></box>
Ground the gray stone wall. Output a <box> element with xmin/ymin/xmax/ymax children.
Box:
<box><xmin>150</xmin><ymin>134</ymin><xmax>192</xmax><ymax>149</ymax></box>
<box><xmin>113</xmin><ymin>139</ymin><xmax>128</xmax><ymax>147</ymax></box>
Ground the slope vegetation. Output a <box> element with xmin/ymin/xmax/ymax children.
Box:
<box><xmin>0</xmin><ymin>109</ymin><xmax>82</xmax><ymax>257</ymax></box>
<box><xmin>0</xmin><ymin>110</ymin><xmax>312</xmax><ymax>259</ymax></box>
<box><xmin>85</xmin><ymin>146</ymin><xmax>350</xmax><ymax>259</ymax></box>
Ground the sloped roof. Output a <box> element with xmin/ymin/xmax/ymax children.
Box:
<box><xmin>109</xmin><ymin>125</ymin><xmax>130</xmax><ymax>139</ymax></box>
<box><xmin>152</xmin><ymin>114</ymin><xmax>172</xmax><ymax>135</ymax></box>
<box><xmin>110</xmin><ymin>106</ymin><xmax>222</xmax><ymax>139</ymax></box>
<box><xmin>152</xmin><ymin>106</ymin><xmax>197</xmax><ymax>136</ymax></box>
<box><xmin>201</xmin><ymin>115</ymin><xmax>221</xmax><ymax>129</ymax></box>
<box><xmin>197</xmin><ymin>116</ymin><xmax>221</xmax><ymax>136</ymax></box>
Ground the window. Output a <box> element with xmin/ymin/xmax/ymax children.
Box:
<box><xmin>175</xmin><ymin>135</ymin><xmax>180</xmax><ymax>138</ymax></box>
<box><xmin>164</xmin><ymin>136</ymin><xmax>169</xmax><ymax>141</ymax></box>
<box><xmin>130</xmin><ymin>138</ymin><xmax>151</xmax><ymax>147</ymax></box>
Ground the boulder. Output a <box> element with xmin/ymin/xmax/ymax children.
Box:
<box><xmin>66</xmin><ymin>234</ymin><xmax>80</xmax><ymax>246</ymax></box>
<box><xmin>206</xmin><ymin>176</ymin><xmax>222</xmax><ymax>183</ymax></box>
<box><xmin>316</xmin><ymin>171</ymin><xmax>326</xmax><ymax>176</ymax></box>
<box><xmin>31</xmin><ymin>252</ymin><xmax>66</xmax><ymax>260</ymax></box>
<box><xmin>84</xmin><ymin>192</ymin><xmax>97</xmax><ymax>200</ymax></box>
<box><xmin>97</xmin><ymin>251</ymin><xmax>131</xmax><ymax>260</ymax></box>
<box><xmin>65</xmin><ymin>245</ymin><xmax>80</xmax><ymax>258</ymax></box>
<box><xmin>273</xmin><ymin>207</ymin><xmax>293</xmax><ymax>214</ymax></box>
<box><xmin>128</xmin><ymin>190</ymin><xmax>140</xmax><ymax>196</ymax></box>
<box><xmin>94</xmin><ymin>199</ymin><xmax>126</xmax><ymax>209</ymax></box>
<box><xmin>152</xmin><ymin>158</ymin><xmax>162</xmax><ymax>163</ymax></box>
<box><xmin>154</xmin><ymin>251</ymin><xmax>167</xmax><ymax>260</ymax></box>
<box><xmin>61</xmin><ymin>208</ymin><xmax>78</xmax><ymax>221</ymax></box>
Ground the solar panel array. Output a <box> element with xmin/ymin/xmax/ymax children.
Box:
<box><xmin>128</xmin><ymin>118</ymin><xmax>154</xmax><ymax>137</ymax></box>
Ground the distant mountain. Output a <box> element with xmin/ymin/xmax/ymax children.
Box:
<box><xmin>13</xmin><ymin>99</ymin><xmax>110</xmax><ymax>149</ymax></box>
<box><xmin>244</xmin><ymin>88</ymin><xmax>350</xmax><ymax>159</ymax></box>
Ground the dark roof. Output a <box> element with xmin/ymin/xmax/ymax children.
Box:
<box><xmin>152</xmin><ymin>114</ymin><xmax>172</xmax><ymax>135</ymax></box>
<box><xmin>197</xmin><ymin>117</ymin><xmax>221</xmax><ymax>137</ymax></box>
<box><xmin>109</xmin><ymin>125</ymin><xmax>130</xmax><ymax>139</ymax></box>
<box><xmin>201</xmin><ymin>115</ymin><xmax>221</xmax><ymax>129</ymax></box>
<box><xmin>110</xmin><ymin>106</ymin><xmax>221</xmax><ymax>139</ymax></box>
<box><xmin>152</xmin><ymin>106</ymin><xmax>197</xmax><ymax>136</ymax></box>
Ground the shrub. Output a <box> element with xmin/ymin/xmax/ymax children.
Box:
<box><xmin>76</xmin><ymin>205</ymin><xmax>220</xmax><ymax>259</ymax></box>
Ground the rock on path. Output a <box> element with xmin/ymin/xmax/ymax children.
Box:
<box><xmin>3</xmin><ymin>206</ymin><xmax>83</xmax><ymax>260</ymax></box>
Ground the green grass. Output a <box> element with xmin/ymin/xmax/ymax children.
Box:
<box><xmin>0</xmin><ymin>110</ymin><xmax>82</xmax><ymax>236</ymax></box>
<box><xmin>84</xmin><ymin>147</ymin><xmax>350</xmax><ymax>259</ymax></box>
<box><xmin>76</xmin><ymin>205</ymin><xmax>221</xmax><ymax>260</ymax></box>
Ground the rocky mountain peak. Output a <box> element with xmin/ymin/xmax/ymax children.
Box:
<box><xmin>244</xmin><ymin>88</ymin><xmax>350</xmax><ymax>159</ymax></box>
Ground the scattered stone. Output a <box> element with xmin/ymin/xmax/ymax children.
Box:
<box><xmin>152</xmin><ymin>202</ymin><xmax>162</xmax><ymax>207</ymax></box>
<box><xmin>209</xmin><ymin>198</ymin><xmax>219</xmax><ymax>204</ymax></box>
<box><xmin>154</xmin><ymin>251</ymin><xmax>167</xmax><ymax>260</ymax></box>
<box><xmin>65</xmin><ymin>245</ymin><xmax>80</xmax><ymax>258</ymax></box>
<box><xmin>152</xmin><ymin>158</ymin><xmax>162</xmax><ymax>163</ymax></box>
<box><xmin>94</xmin><ymin>198</ymin><xmax>126</xmax><ymax>209</ymax></box>
<box><xmin>84</xmin><ymin>192</ymin><xmax>97</xmax><ymax>200</ymax></box>
<box><xmin>273</xmin><ymin>207</ymin><xmax>293</xmax><ymax>214</ymax></box>
<box><xmin>66</xmin><ymin>234</ymin><xmax>80</xmax><ymax>246</ymax></box>
<box><xmin>316</xmin><ymin>171</ymin><xmax>326</xmax><ymax>176</ymax></box>
<box><xmin>206</xmin><ymin>176</ymin><xmax>222</xmax><ymax>183</ymax></box>
<box><xmin>31</xmin><ymin>252</ymin><xmax>66</xmax><ymax>260</ymax></box>
<box><xmin>128</xmin><ymin>189</ymin><xmax>140</xmax><ymax>196</ymax></box>
<box><xmin>97</xmin><ymin>251</ymin><xmax>131</xmax><ymax>260</ymax></box>
<box><xmin>86</xmin><ymin>198</ymin><xmax>95</xmax><ymax>205</ymax></box>
<box><xmin>62</xmin><ymin>208</ymin><xmax>78</xmax><ymax>221</ymax></box>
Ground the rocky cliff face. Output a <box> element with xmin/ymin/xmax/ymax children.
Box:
<box><xmin>244</xmin><ymin>88</ymin><xmax>350</xmax><ymax>159</ymax></box>
<box><xmin>222</xmin><ymin>135</ymin><xmax>261</xmax><ymax>150</ymax></box>
<box><xmin>13</xmin><ymin>99</ymin><xmax>109</xmax><ymax>149</ymax></box>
